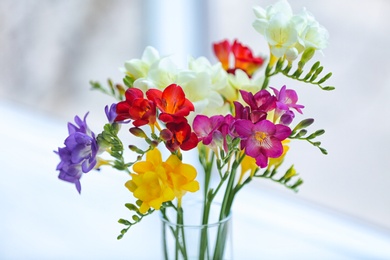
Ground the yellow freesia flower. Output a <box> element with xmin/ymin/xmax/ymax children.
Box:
<box><xmin>125</xmin><ymin>148</ymin><xmax>199</xmax><ymax>213</ymax></box>
<box><xmin>238</xmin><ymin>153</ymin><xmax>258</xmax><ymax>184</ymax></box>
<box><xmin>125</xmin><ymin>148</ymin><xmax>175</xmax><ymax>214</ymax></box>
<box><xmin>165</xmin><ymin>154</ymin><xmax>200</xmax><ymax>206</ymax></box>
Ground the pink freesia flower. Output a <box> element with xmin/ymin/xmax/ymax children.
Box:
<box><xmin>234</xmin><ymin>119</ymin><xmax>291</xmax><ymax>168</ymax></box>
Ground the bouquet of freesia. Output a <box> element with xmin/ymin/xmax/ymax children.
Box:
<box><xmin>55</xmin><ymin>0</ymin><xmax>333</xmax><ymax>258</ymax></box>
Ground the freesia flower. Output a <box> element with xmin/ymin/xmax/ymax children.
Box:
<box><xmin>234</xmin><ymin>89</ymin><xmax>276</xmax><ymax>124</ymax></box>
<box><xmin>271</xmin><ymin>85</ymin><xmax>304</xmax><ymax>124</ymax></box>
<box><xmin>125</xmin><ymin>148</ymin><xmax>199</xmax><ymax>213</ymax></box>
<box><xmin>253</xmin><ymin>0</ymin><xmax>328</xmax><ymax>59</ymax></box>
<box><xmin>124</xmin><ymin>46</ymin><xmax>161</xmax><ymax>80</ymax></box>
<box><xmin>227</xmin><ymin>69</ymin><xmax>265</xmax><ymax>103</ymax></box>
<box><xmin>126</xmin><ymin>149</ymin><xmax>175</xmax><ymax>214</ymax></box>
<box><xmin>213</xmin><ymin>40</ymin><xmax>231</xmax><ymax>70</ymax></box>
<box><xmin>164</xmin><ymin>120</ymin><xmax>199</xmax><ymax>152</ymax></box>
<box><xmin>234</xmin><ymin>119</ymin><xmax>291</xmax><ymax>168</ymax></box>
<box><xmin>295</xmin><ymin>8</ymin><xmax>329</xmax><ymax>52</ymax></box>
<box><xmin>238</xmin><ymin>153</ymin><xmax>258</xmax><ymax>184</ymax></box>
<box><xmin>105</xmin><ymin>103</ymin><xmax>117</xmax><ymax>123</ymax></box>
<box><xmin>232</xmin><ymin>40</ymin><xmax>265</xmax><ymax>76</ymax></box>
<box><xmin>115</xmin><ymin>88</ymin><xmax>156</xmax><ymax>127</ymax></box>
<box><xmin>146</xmin><ymin>84</ymin><xmax>194</xmax><ymax>123</ymax></box>
<box><xmin>213</xmin><ymin>39</ymin><xmax>264</xmax><ymax>77</ymax></box>
<box><xmin>193</xmin><ymin>115</ymin><xmax>225</xmax><ymax>147</ymax></box>
<box><xmin>164</xmin><ymin>153</ymin><xmax>200</xmax><ymax>204</ymax></box>
<box><xmin>193</xmin><ymin>114</ymin><xmax>235</xmax><ymax>153</ymax></box>
<box><xmin>55</xmin><ymin>113</ymin><xmax>99</xmax><ymax>193</ymax></box>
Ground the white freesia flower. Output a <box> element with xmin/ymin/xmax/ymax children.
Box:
<box><xmin>183</xmin><ymin>71</ymin><xmax>227</xmax><ymax>120</ymax></box>
<box><xmin>124</xmin><ymin>46</ymin><xmax>160</xmax><ymax>79</ymax></box>
<box><xmin>253</xmin><ymin>0</ymin><xmax>328</xmax><ymax>60</ymax></box>
<box><xmin>265</xmin><ymin>13</ymin><xmax>299</xmax><ymax>58</ymax></box>
<box><xmin>188</xmin><ymin>56</ymin><xmax>228</xmax><ymax>92</ymax></box>
<box><xmin>297</xmin><ymin>8</ymin><xmax>329</xmax><ymax>51</ymax></box>
<box><xmin>229</xmin><ymin>69</ymin><xmax>264</xmax><ymax>96</ymax></box>
<box><xmin>253</xmin><ymin>0</ymin><xmax>293</xmax><ymax>35</ymax></box>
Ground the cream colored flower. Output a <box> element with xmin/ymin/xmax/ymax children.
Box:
<box><xmin>124</xmin><ymin>46</ymin><xmax>161</xmax><ymax>79</ymax></box>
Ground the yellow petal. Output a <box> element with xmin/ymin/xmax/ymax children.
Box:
<box><xmin>125</xmin><ymin>180</ymin><xmax>137</xmax><ymax>192</ymax></box>
<box><xmin>146</xmin><ymin>148</ymin><xmax>163</xmax><ymax>166</ymax></box>
<box><xmin>139</xmin><ymin>202</ymin><xmax>150</xmax><ymax>214</ymax></box>
<box><xmin>133</xmin><ymin>161</ymin><xmax>154</xmax><ymax>174</ymax></box>
<box><xmin>181</xmin><ymin>181</ymin><xmax>200</xmax><ymax>192</ymax></box>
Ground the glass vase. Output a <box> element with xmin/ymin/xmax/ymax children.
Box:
<box><xmin>160</xmin><ymin>200</ymin><xmax>232</xmax><ymax>260</ymax></box>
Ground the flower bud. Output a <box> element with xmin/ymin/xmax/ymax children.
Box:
<box><xmin>300</xmin><ymin>47</ymin><xmax>316</xmax><ymax>63</ymax></box>
<box><xmin>160</xmin><ymin>129</ymin><xmax>173</xmax><ymax>141</ymax></box>
<box><xmin>285</xmin><ymin>47</ymin><xmax>298</xmax><ymax>62</ymax></box>
<box><xmin>129</xmin><ymin>127</ymin><xmax>147</xmax><ymax>138</ymax></box>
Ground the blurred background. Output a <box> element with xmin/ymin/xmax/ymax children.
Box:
<box><xmin>1</xmin><ymin>0</ymin><xmax>390</xmax><ymax>258</ymax></box>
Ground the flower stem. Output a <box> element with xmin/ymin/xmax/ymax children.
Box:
<box><xmin>199</xmin><ymin>151</ymin><xmax>215</xmax><ymax>260</ymax></box>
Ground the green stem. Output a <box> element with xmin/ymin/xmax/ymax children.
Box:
<box><xmin>199</xmin><ymin>151</ymin><xmax>215</xmax><ymax>260</ymax></box>
<box><xmin>213</xmin><ymin>153</ymin><xmax>245</xmax><ymax>260</ymax></box>
<box><xmin>176</xmin><ymin>206</ymin><xmax>188</xmax><ymax>260</ymax></box>
<box><xmin>161</xmin><ymin>206</ymin><xmax>188</xmax><ymax>260</ymax></box>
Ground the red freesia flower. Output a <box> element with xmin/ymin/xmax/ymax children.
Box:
<box><xmin>213</xmin><ymin>40</ymin><xmax>231</xmax><ymax>71</ymax></box>
<box><xmin>213</xmin><ymin>39</ymin><xmax>264</xmax><ymax>77</ymax></box>
<box><xmin>232</xmin><ymin>40</ymin><xmax>264</xmax><ymax>76</ymax></box>
<box><xmin>164</xmin><ymin>120</ymin><xmax>199</xmax><ymax>152</ymax></box>
<box><xmin>115</xmin><ymin>88</ymin><xmax>156</xmax><ymax>127</ymax></box>
<box><xmin>146</xmin><ymin>84</ymin><xmax>194</xmax><ymax>123</ymax></box>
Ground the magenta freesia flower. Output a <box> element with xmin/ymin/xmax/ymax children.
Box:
<box><xmin>235</xmin><ymin>89</ymin><xmax>276</xmax><ymax>124</ymax></box>
<box><xmin>193</xmin><ymin>115</ymin><xmax>225</xmax><ymax>145</ymax></box>
<box><xmin>55</xmin><ymin>113</ymin><xmax>99</xmax><ymax>193</ymax></box>
<box><xmin>193</xmin><ymin>114</ymin><xmax>235</xmax><ymax>152</ymax></box>
<box><xmin>271</xmin><ymin>85</ymin><xmax>304</xmax><ymax>125</ymax></box>
<box><xmin>234</xmin><ymin>119</ymin><xmax>291</xmax><ymax>168</ymax></box>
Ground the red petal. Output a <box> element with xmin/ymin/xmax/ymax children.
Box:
<box><xmin>125</xmin><ymin>88</ymin><xmax>144</xmax><ymax>101</ymax></box>
<box><xmin>213</xmin><ymin>40</ymin><xmax>231</xmax><ymax>70</ymax></box>
<box><xmin>162</xmin><ymin>84</ymin><xmax>186</xmax><ymax>114</ymax></box>
<box><xmin>180</xmin><ymin>132</ymin><xmax>199</xmax><ymax>151</ymax></box>
<box><xmin>146</xmin><ymin>89</ymin><xmax>163</xmax><ymax>108</ymax></box>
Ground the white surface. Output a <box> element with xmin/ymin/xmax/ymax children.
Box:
<box><xmin>1</xmin><ymin>100</ymin><xmax>390</xmax><ymax>259</ymax></box>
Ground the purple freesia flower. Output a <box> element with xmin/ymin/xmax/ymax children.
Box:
<box><xmin>271</xmin><ymin>85</ymin><xmax>304</xmax><ymax>125</ymax></box>
<box><xmin>234</xmin><ymin>119</ymin><xmax>291</xmax><ymax>168</ymax></box>
<box><xmin>105</xmin><ymin>103</ymin><xmax>117</xmax><ymax>123</ymax></box>
<box><xmin>55</xmin><ymin>113</ymin><xmax>99</xmax><ymax>193</ymax></box>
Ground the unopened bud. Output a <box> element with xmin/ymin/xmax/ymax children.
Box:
<box><xmin>129</xmin><ymin>127</ymin><xmax>147</xmax><ymax>138</ymax></box>
<box><xmin>128</xmin><ymin>145</ymin><xmax>144</xmax><ymax>154</ymax></box>
<box><xmin>300</xmin><ymin>47</ymin><xmax>315</xmax><ymax>63</ymax></box>
<box><xmin>160</xmin><ymin>129</ymin><xmax>173</xmax><ymax>141</ymax></box>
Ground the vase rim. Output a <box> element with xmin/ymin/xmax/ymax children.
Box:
<box><xmin>159</xmin><ymin>200</ymin><xmax>232</xmax><ymax>228</ymax></box>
